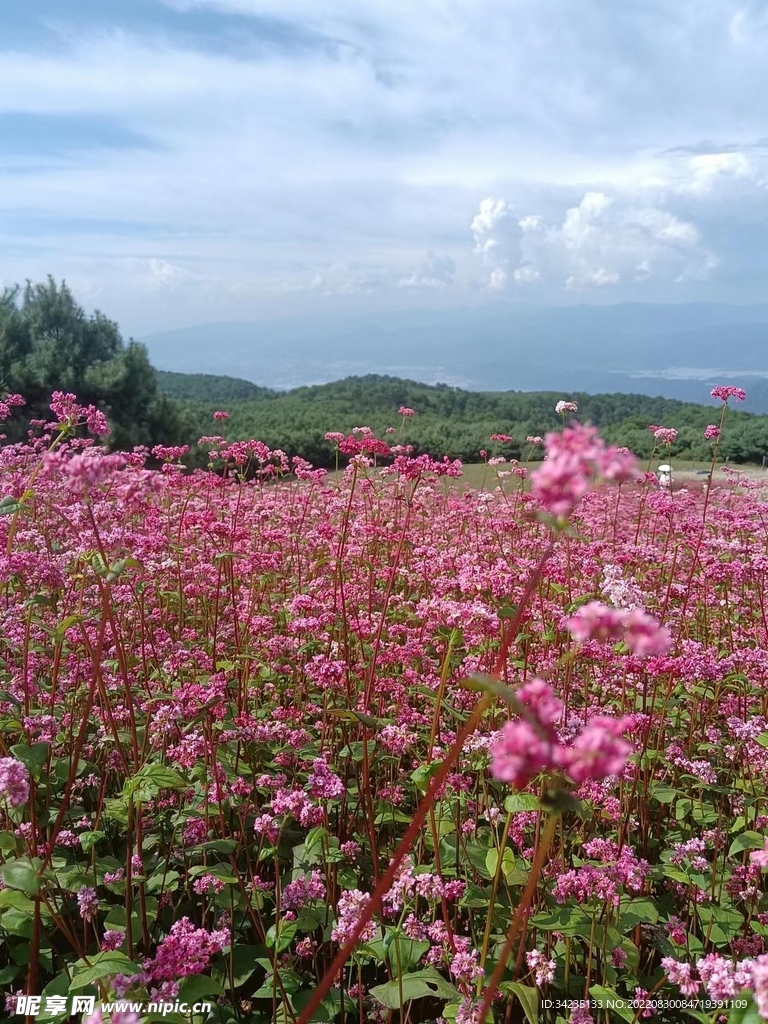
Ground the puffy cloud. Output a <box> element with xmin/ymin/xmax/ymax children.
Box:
<box><xmin>471</xmin><ymin>198</ymin><xmax>510</xmax><ymax>246</ymax></box>
<box><xmin>398</xmin><ymin>251</ymin><xmax>455</xmax><ymax>289</ymax></box>
<box><xmin>685</xmin><ymin>151</ymin><xmax>757</xmax><ymax>194</ymax></box>
<box><xmin>471</xmin><ymin>197</ymin><xmax>517</xmax><ymax>291</ymax></box>
<box><xmin>488</xmin><ymin>267</ymin><xmax>509</xmax><ymax>291</ymax></box>
<box><xmin>306</xmin><ymin>262</ymin><xmax>391</xmax><ymax>296</ymax></box>
<box><xmin>4</xmin><ymin>2</ymin><xmax>768</xmax><ymax>326</ymax></box>
<box><xmin>148</xmin><ymin>258</ymin><xmax>187</xmax><ymax>286</ymax></box>
<box><xmin>513</xmin><ymin>192</ymin><xmax>716</xmax><ymax>290</ymax></box>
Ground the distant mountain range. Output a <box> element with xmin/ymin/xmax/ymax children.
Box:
<box><xmin>141</xmin><ymin>302</ymin><xmax>768</xmax><ymax>412</ymax></box>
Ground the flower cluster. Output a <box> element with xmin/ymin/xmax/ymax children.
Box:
<box><xmin>490</xmin><ymin>679</ymin><xmax>634</xmax><ymax>788</ymax></box>
<box><xmin>566</xmin><ymin>600</ymin><xmax>671</xmax><ymax>655</ymax></box>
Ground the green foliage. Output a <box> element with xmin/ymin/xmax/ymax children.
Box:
<box><xmin>156</xmin><ymin>370</ymin><xmax>270</xmax><ymax>401</ymax></box>
<box><xmin>4</xmin><ymin>280</ymin><xmax>768</xmax><ymax>470</ymax></box>
<box><xmin>0</xmin><ymin>277</ymin><xmax>189</xmax><ymax>449</ymax></box>
<box><xmin>177</xmin><ymin>373</ymin><xmax>768</xmax><ymax>467</ymax></box>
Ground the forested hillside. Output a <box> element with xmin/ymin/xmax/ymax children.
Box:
<box><xmin>155</xmin><ymin>370</ymin><xmax>270</xmax><ymax>401</ymax></box>
<box><xmin>171</xmin><ymin>374</ymin><xmax>768</xmax><ymax>466</ymax></box>
<box><xmin>2</xmin><ymin>278</ymin><xmax>767</xmax><ymax>467</ymax></box>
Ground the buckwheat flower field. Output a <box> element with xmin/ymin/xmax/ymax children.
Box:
<box><xmin>2</xmin><ymin>389</ymin><xmax>768</xmax><ymax>1024</ymax></box>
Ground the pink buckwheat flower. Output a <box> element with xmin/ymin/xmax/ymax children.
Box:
<box><xmin>752</xmin><ymin>954</ymin><xmax>768</xmax><ymax>1018</ymax></box>
<box><xmin>212</xmin><ymin>410</ymin><xmax>230</xmax><ymax>421</ymax></box>
<box><xmin>0</xmin><ymin>757</ymin><xmax>30</xmax><ymax>807</ymax></box>
<box><xmin>661</xmin><ymin>957</ymin><xmax>701</xmax><ymax>997</ymax></box>
<box><xmin>704</xmin><ymin>424</ymin><xmax>721</xmax><ymax>440</ymax></box>
<box><xmin>101</xmin><ymin>930</ymin><xmax>125</xmax><ymax>951</ymax></box>
<box><xmin>622</xmin><ymin>608</ymin><xmax>672</xmax><ymax>656</ymax></box>
<box><xmin>567</xmin><ymin>601</ymin><xmax>671</xmax><ymax>656</ymax></box>
<box><xmin>490</xmin><ymin>720</ymin><xmax>556</xmax><ymax>788</ymax></box>
<box><xmin>566</xmin><ymin>601</ymin><xmax>626</xmax><ymax>643</ymax></box>
<box><xmin>563</xmin><ymin>716</ymin><xmax>633</xmax><ymax>783</ymax></box>
<box><xmin>527</xmin><ymin>948</ymin><xmax>556</xmax><ymax>985</ymax></box>
<box><xmin>142</xmin><ymin>917</ymin><xmax>228</xmax><ymax>982</ymax></box>
<box><xmin>77</xmin><ymin>887</ymin><xmax>98</xmax><ymax>921</ymax></box>
<box><xmin>331</xmin><ymin>889</ymin><xmax>377</xmax><ymax>945</ymax></box>
<box><xmin>751</xmin><ymin>839</ymin><xmax>768</xmax><ymax>868</ymax></box>
<box><xmin>711</xmin><ymin>385</ymin><xmax>747</xmax><ymax>403</ymax></box>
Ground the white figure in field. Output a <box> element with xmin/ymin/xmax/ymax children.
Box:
<box><xmin>658</xmin><ymin>464</ymin><xmax>672</xmax><ymax>490</ymax></box>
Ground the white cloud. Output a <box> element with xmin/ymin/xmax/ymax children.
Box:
<box><xmin>566</xmin><ymin>268</ymin><xmax>619</xmax><ymax>290</ymax></box>
<box><xmin>512</xmin><ymin>264</ymin><xmax>540</xmax><ymax>283</ymax></box>
<box><xmin>685</xmin><ymin>151</ymin><xmax>757</xmax><ymax>194</ymax></box>
<box><xmin>471</xmin><ymin>198</ymin><xmax>510</xmax><ymax>247</ymax></box>
<box><xmin>513</xmin><ymin>192</ymin><xmax>715</xmax><ymax>290</ymax></box>
<box><xmin>148</xmin><ymin>258</ymin><xmax>187</xmax><ymax>286</ymax></box>
<box><xmin>471</xmin><ymin>197</ymin><xmax>516</xmax><ymax>291</ymax></box>
<box><xmin>487</xmin><ymin>267</ymin><xmax>509</xmax><ymax>291</ymax></box>
<box><xmin>398</xmin><ymin>251</ymin><xmax>455</xmax><ymax>289</ymax></box>
<box><xmin>3</xmin><ymin>2</ymin><xmax>768</xmax><ymax>328</ymax></box>
<box><xmin>305</xmin><ymin>262</ymin><xmax>391</xmax><ymax>296</ymax></box>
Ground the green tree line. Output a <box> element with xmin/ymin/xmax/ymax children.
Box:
<box><xmin>2</xmin><ymin>278</ymin><xmax>767</xmax><ymax>467</ymax></box>
<box><xmin>173</xmin><ymin>374</ymin><xmax>768</xmax><ymax>467</ymax></box>
<box><xmin>0</xmin><ymin>277</ymin><xmax>187</xmax><ymax>448</ymax></box>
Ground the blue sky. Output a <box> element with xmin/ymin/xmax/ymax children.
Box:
<box><xmin>2</xmin><ymin>0</ymin><xmax>768</xmax><ymax>335</ymax></box>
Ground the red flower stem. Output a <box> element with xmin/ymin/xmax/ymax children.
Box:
<box><xmin>296</xmin><ymin>538</ymin><xmax>559</xmax><ymax>1024</ymax></box>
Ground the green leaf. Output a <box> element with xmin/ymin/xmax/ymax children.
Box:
<box><xmin>180</xmin><ymin>974</ymin><xmax>224</xmax><ymax>1002</ymax></box>
<box><xmin>1</xmin><ymin>857</ymin><xmax>42</xmax><ymax>894</ymax></box>
<box><xmin>530</xmin><ymin>907</ymin><xmax>590</xmax><ymax>936</ymax></box>
<box><xmin>370</xmin><ymin>968</ymin><xmax>460</xmax><ymax>1009</ymax></box>
<box><xmin>0</xmin><ymin>964</ymin><xmax>20</xmax><ymax>989</ymax></box>
<box><xmin>34</xmin><ymin>972</ymin><xmax>71</xmax><ymax>1023</ymax></box>
<box><xmin>265</xmin><ymin>921</ymin><xmax>298</xmax><ymax>953</ymax></box>
<box><xmin>729</xmin><ymin>831</ymin><xmax>765</xmax><ymax>857</ymax></box>
<box><xmin>327</xmin><ymin>708</ymin><xmax>385</xmax><ymax>728</ymax></box>
<box><xmin>124</xmin><ymin>763</ymin><xmax>189</xmax><ymax>801</ymax></box>
<box><xmin>10</xmin><ymin>741</ymin><xmax>50</xmax><ymax>778</ymax></box>
<box><xmin>619</xmin><ymin>897</ymin><xmax>659</xmax><ymax>931</ymax></box>
<box><xmin>144</xmin><ymin>868</ymin><xmax>180</xmax><ymax>894</ymax></box>
<box><xmin>374</xmin><ymin>807</ymin><xmax>413</xmax><ymax>825</ymax></box>
<box><xmin>0</xmin><ymin>830</ymin><xmax>20</xmax><ymax>853</ymax></box>
<box><xmin>0</xmin><ymin>888</ymin><xmax>36</xmax><ymax>914</ymax></box>
<box><xmin>137</xmin><ymin>1015</ymin><xmax>189</xmax><ymax>1024</ymax></box>
<box><xmin>726</xmin><ymin>994</ymin><xmax>763</xmax><ymax>1024</ymax></box>
<box><xmin>504</xmin><ymin>982</ymin><xmax>539</xmax><ymax>1024</ymax></box>
<box><xmin>589</xmin><ymin>985</ymin><xmax>636</xmax><ymax>1024</ymax></box>
<box><xmin>411</xmin><ymin>762</ymin><xmax>442</xmax><ymax>793</ymax></box>
<box><xmin>504</xmin><ymin>794</ymin><xmax>541</xmax><ymax>813</ymax></box>
<box><xmin>650</xmin><ymin>784</ymin><xmax>678</xmax><ymax>804</ymax></box>
<box><xmin>79</xmin><ymin>831</ymin><xmax>105</xmax><ymax>853</ymax></box>
<box><xmin>366</xmin><ymin>934</ymin><xmax>430</xmax><ymax>975</ymax></box>
<box><xmin>187</xmin><ymin>864</ymin><xmax>237</xmax><ymax>884</ymax></box>
<box><xmin>103</xmin><ymin>797</ymin><xmax>130</xmax><ymax>825</ymax></box>
<box><xmin>70</xmin><ymin>951</ymin><xmax>142</xmax><ymax>989</ymax></box>
<box><xmin>464</xmin><ymin>673</ymin><xmax>518</xmax><ymax>708</ymax></box>
<box><xmin>212</xmin><ymin>944</ymin><xmax>265</xmax><ymax>989</ymax></box>
<box><xmin>463</xmin><ymin>840</ymin><xmax>494</xmax><ymax>880</ymax></box>
<box><xmin>197</xmin><ymin>838</ymin><xmax>238</xmax><ymax>854</ymax></box>
<box><xmin>486</xmin><ymin>847</ymin><xmax>516</xmax><ymax>882</ymax></box>
<box><xmin>697</xmin><ymin>904</ymin><xmax>744</xmax><ymax>946</ymax></box>
<box><xmin>0</xmin><ymin>497</ymin><xmax>26</xmax><ymax>516</ymax></box>
<box><xmin>661</xmin><ymin>864</ymin><xmax>691</xmax><ymax>884</ymax></box>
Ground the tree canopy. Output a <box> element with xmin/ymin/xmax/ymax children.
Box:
<box><xmin>2</xmin><ymin>278</ymin><xmax>767</xmax><ymax>468</ymax></box>
<box><xmin>0</xmin><ymin>277</ymin><xmax>187</xmax><ymax>447</ymax></box>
